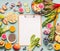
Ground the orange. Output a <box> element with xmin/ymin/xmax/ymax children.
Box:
<box><xmin>5</xmin><ymin>43</ymin><xmax>12</xmax><ymax>49</ymax></box>
<box><xmin>53</xmin><ymin>43</ymin><xmax>60</xmax><ymax>50</ymax></box>
<box><xmin>9</xmin><ymin>26</ymin><xmax>16</xmax><ymax>32</ymax></box>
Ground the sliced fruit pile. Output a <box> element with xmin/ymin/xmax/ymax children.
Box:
<box><xmin>32</xmin><ymin>2</ymin><xmax>44</xmax><ymax>13</ymax></box>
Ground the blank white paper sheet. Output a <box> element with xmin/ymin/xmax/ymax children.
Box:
<box><xmin>19</xmin><ymin>15</ymin><xmax>42</xmax><ymax>45</ymax></box>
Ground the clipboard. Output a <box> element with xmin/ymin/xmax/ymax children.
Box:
<box><xmin>18</xmin><ymin>14</ymin><xmax>42</xmax><ymax>46</ymax></box>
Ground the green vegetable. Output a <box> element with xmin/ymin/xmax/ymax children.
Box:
<box><xmin>0</xmin><ymin>26</ymin><xmax>9</xmax><ymax>37</ymax></box>
<box><xmin>0</xmin><ymin>27</ymin><xmax>4</xmax><ymax>36</ymax></box>
<box><xmin>28</xmin><ymin>35</ymin><xmax>40</xmax><ymax>51</ymax></box>
<box><xmin>42</xmin><ymin>9</ymin><xmax>57</xmax><ymax>27</ymax></box>
<box><xmin>0</xmin><ymin>14</ymin><xmax>5</xmax><ymax>19</ymax></box>
<box><xmin>34</xmin><ymin>0</ymin><xmax>43</xmax><ymax>3</ymax></box>
<box><xmin>45</xmin><ymin>10</ymin><xmax>56</xmax><ymax>17</ymax></box>
<box><xmin>2</xmin><ymin>26</ymin><xmax>9</xmax><ymax>32</ymax></box>
<box><xmin>30</xmin><ymin>34</ymin><xmax>35</xmax><ymax>43</ymax></box>
<box><xmin>48</xmin><ymin>26</ymin><xmax>56</xmax><ymax>43</ymax></box>
<box><xmin>48</xmin><ymin>13</ymin><xmax>58</xmax><ymax>43</ymax></box>
<box><xmin>42</xmin><ymin>15</ymin><xmax>56</xmax><ymax>27</ymax></box>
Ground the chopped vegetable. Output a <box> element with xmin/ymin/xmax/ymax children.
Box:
<box><xmin>28</xmin><ymin>34</ymin><xmax>40</xmax><ymax>51</ymax></box>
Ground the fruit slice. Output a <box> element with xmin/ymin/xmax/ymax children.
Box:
<box><xmin>9</xmin><ymin>26</ymin><xmax>16</xmax><ymax>32</ymax></box>
<box><xmin>5</xmin><ymin>43</ymin><xmax>12</xmax><ymax>49</ymax></box>
<box><xmin>53</xmin><ymin>43</ymin><xmax>60</xmax><ymax>50</ymax></box>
